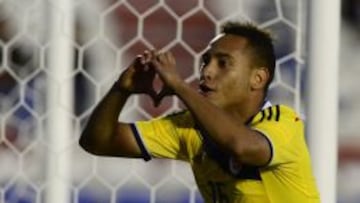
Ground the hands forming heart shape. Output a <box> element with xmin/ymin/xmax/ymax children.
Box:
<box><xmin>118</xmin><ymin>50</ymin><xmax>180</xmax><ymax>107</ymax></box>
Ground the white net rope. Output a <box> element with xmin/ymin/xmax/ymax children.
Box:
<box><xmin>0</xmin><ymin>0</ymin><xmax>304</xmax><ymax>202</ymax></box>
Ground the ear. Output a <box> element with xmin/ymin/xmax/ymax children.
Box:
<box><xmin>250</xmin><ymin>67</ymin><xmax>269</xmax><ymax>90</ymax></box>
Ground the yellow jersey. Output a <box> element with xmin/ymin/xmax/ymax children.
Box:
<box><xmin>131</xmin><ymin>104</ymin><xmax>320</xmax><ymax>203</ymax></box>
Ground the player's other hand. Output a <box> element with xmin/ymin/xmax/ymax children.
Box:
<box><xmin>117</xmin><ymin>51</ymin><xmax>157</xmax><ymax>101</ymax></box>
<box><xmin>151</xmin><ymin>51</ymin><xmax>183</xmax><ymax>106</ymax></box>
<box><xmin>151</xmin><ymin>51</ymin><xmax>182</xmax><ymax>88</ymax></box>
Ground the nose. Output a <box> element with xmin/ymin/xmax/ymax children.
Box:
<box><xmin>200</xmin><ymin>60</ymin><xmax>216</xmax><ymax>81</ymax></box>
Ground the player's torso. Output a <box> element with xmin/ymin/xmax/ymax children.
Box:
<box><xmin>183</xmin><ymin>128</ymin><xmax>270</xmax><ymax>203</ymax></box>
<box><xmin>174</xmin><ymin>105</ymin><xmax>318</xmax><ymax>203</ymax></box>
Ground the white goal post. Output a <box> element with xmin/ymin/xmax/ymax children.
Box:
<box><xmin>307</xmin><ymin>0</ymin><xmax>340</xmax><ymax>202</ymax></box>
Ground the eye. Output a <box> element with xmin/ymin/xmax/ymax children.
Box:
<box><xmin>201</xmin><ymin>53</ymin><xmax>210</xmax><ymax>67</ymax></box>
<box><xmin>217</xmin><ymin>58</ymin><xmax>228</xmax><ymax>68</ymax></box>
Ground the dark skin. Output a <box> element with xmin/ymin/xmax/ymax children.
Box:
<box><xmin>79</xmin><ymin>34</ymin><xmax>272</xmax><ymax>166</ymax></box>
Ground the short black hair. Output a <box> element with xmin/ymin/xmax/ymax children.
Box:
<box><xmin>221</xmin><ymin>21</ymin><xmax>276</xmax><ymax>91</ymax></box>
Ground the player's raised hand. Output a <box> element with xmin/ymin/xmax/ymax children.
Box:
<box><xmin>150</xmin><ymin>51</ymin><xmax>183</xmax><ymax>106</ymax></box>
<box><xmin>117</xmin><ymin>51</ymin><xmax>157</xmax><ymax>101</ymax></box>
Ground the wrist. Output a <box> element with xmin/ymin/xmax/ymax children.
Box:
<box><xmin>110</xmin><ymin>81</ymin><xmax>131</xmax><ymax>96</ymax></box>
<box><xmin>172</xmin><ymin>79</ymin><xmax>190</xmax><ymax>95</ymax></box>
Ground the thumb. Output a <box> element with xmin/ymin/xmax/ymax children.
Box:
<box><xmin>146</xmin><ymin>89</ymin><xmax>158</xmax><ymax>106</ymax></box>
<box><xmin>154</xmin><ymin>87</ymin><xmax>174</xmax><ymax>107</ymax></box>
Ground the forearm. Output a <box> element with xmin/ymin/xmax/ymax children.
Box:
<box><xmin>173</xmin><ymin>82</ymin><xmax>247</xmax><ymax>154</ymax></box>
<box><xmin>79</xmin><ymin>83</ymin><xmax>130</xmax><ymax>152</ymax></box>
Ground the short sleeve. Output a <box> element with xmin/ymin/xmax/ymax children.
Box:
<box><xmin>131</xmin><ymin>111</ymin><xmax>194</xmax><ymax>161</ymax></box>
<box><xmin>251</xmin><ymin>105</ymin><xmax>304</xmax><ymax>167</ymax></box>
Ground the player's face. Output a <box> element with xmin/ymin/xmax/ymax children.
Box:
<box><xmin>199</xmin><ymin>34</ymin><xmax>254</xmax><ymax>110</ymax></box>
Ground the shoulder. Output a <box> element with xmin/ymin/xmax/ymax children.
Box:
<box><xmin>250</xmin><ymin>104</ymin><xmax>304</xmax><ymax>145</ymax></box>
<box><xmin>251</xmin><ymin>104</ymin><xmax>302</xmax><ymax>124</ymax></box>
<box><xmin>161</xmin><ymin>110</ymin><xmax>194</xmax><ymax>127</ymax></box>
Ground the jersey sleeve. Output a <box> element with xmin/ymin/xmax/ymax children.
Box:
<box><xmin>251</xmin><ymin>105</ymin><xmax>304</xmax><ymax>167</ymax></box>
<box><xmin>130</xmin><ymin>111</ymin><xmax>194</xmax><ymax>161</ymax></box>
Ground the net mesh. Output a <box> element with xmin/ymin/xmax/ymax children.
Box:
<box><xmin>0</xmin><ymin>0</ymin><xmax>305</xmax><ymax>202</ymax></box>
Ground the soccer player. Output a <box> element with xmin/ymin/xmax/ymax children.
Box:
<box><xmin>79</xmin><ymin>21</ymin><xmax>320</xmax><ymax>202</ymax></box>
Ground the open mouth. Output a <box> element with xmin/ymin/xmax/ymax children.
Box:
<box><xmin>199</xmin><ymin>84</ymin><xmax>214</xmax><ymax>95</ymax></box>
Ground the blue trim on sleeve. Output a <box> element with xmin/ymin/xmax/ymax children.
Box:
<box><xmin>196</xmin><ymin>124</ymin><xmax>261</xmax><ymax>180</ymax></box>
<box><xmin>130</xmin><ymin>123</ymin><xmax>151</xmax><ymax>161</ymax></box>
<box><xmin>256</xmin><ymin>131</ymin><xmax>274</xmax><ymax>167</ymax></box>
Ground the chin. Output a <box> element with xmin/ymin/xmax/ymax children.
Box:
<box><xmin>200</xmin><ymin>93</ymin><xmax>223</xmax><ymax>108</ymax></box>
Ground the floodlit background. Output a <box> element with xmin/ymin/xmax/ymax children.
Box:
<box><xmin>0</xmin><ymin>0</ymin><xmax>358</xmax><ymax>202</ymax></box>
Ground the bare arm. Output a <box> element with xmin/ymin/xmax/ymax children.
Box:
<box><xmin>152</xmin><ymin>52</ymin><xmax>271</xmax><ymax>166</ymax></box>
<box><xmin>79</xmin><ymin>87</ymin><xmax>141</xmax><ymax>157</ymax></box>
<box><xmin>79</xmin><ymin>54</ymin><xmax>157</xmax><ymax>158</ymax></box>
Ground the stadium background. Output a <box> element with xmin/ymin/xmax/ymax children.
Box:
<box><xmin>0</xmin><ymin>0</ymin><xmax>359</xmax><ymax>202</ymax></box>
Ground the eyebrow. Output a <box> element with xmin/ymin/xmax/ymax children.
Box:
<box><xmin>202</xmin><ymin>50</ymin><xmax>233</xmax><ymax>59</ymax></box>
<box><xmin>213</xmin><ymin>52</ymin><xmax>233</xmax><ymax>59</ymax></box>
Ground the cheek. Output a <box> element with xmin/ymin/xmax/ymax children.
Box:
<box><xmin>228</xmin><ymin>76</ymin><xmax>248</xmax><ymax>90</ymax></box>
<box><xmin>220</xmin><ymin>79</ymin><xmax>243</xmax><ymax>99</ymax></box>
<box><xmin>225</xmin><ymin>77</ymin><xmax>250</xmax><ymax>100</ymax></box>
<box><xmin>218</xmin><ymin>70</ymin><xmax>250</xmax><ymax>96</ymax></box>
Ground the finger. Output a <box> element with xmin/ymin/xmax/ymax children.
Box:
<box><xmin>167</xmin><ymin>52</ymin><xmax>175</xmax><ymax>64</ymax></box>
<box><xmin>133</xmin><ymin>55</ymin><xmax>145</xmax><ymax>70</ymax></box>
<box><xmin>143</xmin><ymin>50</ymin><xmax>152</xmax><ymax>64</ymax></box>
<box><xmin>154</xmin><ymin>87</ymin><xmax>174</xmax><ymax>107</ymax></box>
<box><xmin>164</xmin><ymin>51</ymin><xmax>171</xmax><ymax>59</ymax></box>
<box><xmin>146</xmin><ymin>64</ymin><xmax>156</xmax><ymax>78</ymax></box>
<box><xmin>149</xmin><ymin>49</ymin><xmax>157</xmax><ymax>60</ymax></box>
<box><xmin>139</xmin><ymin>54</ymin><xmax>147</xmax><ymax>64</ymax></box>
<box><xmin>146</xmin><ymin>50</ymin><xmax>157</xmax><ymax>69</ymax></box>
<box><xmin>151</xmin><ymin>54</ymin><xmax>161</xmax><ymax>70</ymax></box>
<box><xmin>156</xmin><ymin>52</ymin><xmax>165</xmax><ymax>63</ymax></box>
<box><xmin>154</xmin><ymin>92</ymin><xmax>165</xmax><ymax>107</ymax></box>
<box><xmin>147</xmin><ymin>89</ymin><xmax>158</xmax><ymax>106</ymax></box>
<box><xmin>133</xmin><ymin>55</ymin><xmax>142</xmax><ymax>64</ymax></box>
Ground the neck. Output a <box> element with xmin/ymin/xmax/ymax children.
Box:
<box><xmin>225</xmin><ymin>96</ymin><xmax>264</xmax><ymax>125</ymax></box>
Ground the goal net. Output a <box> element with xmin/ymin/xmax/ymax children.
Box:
<box><xmin>0</xmin><ymin>0</ymin><xmax>305</xmax><ymax>202</ymax></box>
